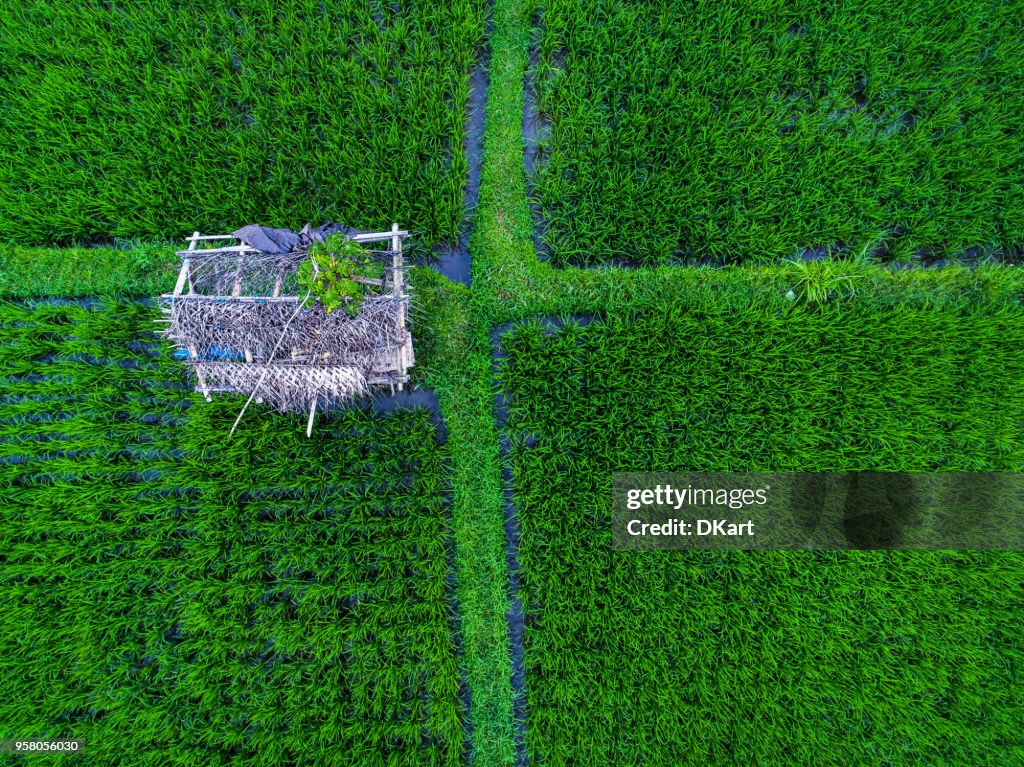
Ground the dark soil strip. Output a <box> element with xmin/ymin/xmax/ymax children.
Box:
<box><xmin>359</xmin><ymin>386</ymin><xmax>447</xmax><ymax>443</ymax></box>
<box><xmin>523</xmin><ymin>15</ymin><xmax>551</xmax><ymax>263</ymax></box>
<box><xmin>427</xmin><ymin>4</ymin><xmax>494</xmax><ymax>287</ymax></box>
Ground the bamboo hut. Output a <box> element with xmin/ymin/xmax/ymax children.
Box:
<box><xmin>160</xmin><ymin>223</ymin><xmax>415</xmax><ymax>432</ymax></box>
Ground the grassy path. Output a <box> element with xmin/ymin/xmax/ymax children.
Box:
<box><xmin>472</xmin><ymin>0</ymin><xmax>542</xmax><ymax>296</ymax></box>
<box><xmin>418</xmin><ymin>0</ymin><xmax>536</xmax><ymax>762</ymax></box>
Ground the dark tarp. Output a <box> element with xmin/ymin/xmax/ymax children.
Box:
<box><xmin>231</xmin><ymin>222</ymin><xmax>374</xmax><ymax>254</ymax></box>
<box><xmin>230</xmin><ymin>225</ymin><xmax>299</xmax><ymax>254</ymax></box>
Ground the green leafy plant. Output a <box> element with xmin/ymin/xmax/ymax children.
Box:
<box><xmin>297</xmin><ymin>235</ymin><xmax>384</xmax><ymax>317</ymax></box>
<box><xmin>786</xmin><ymin>258</ymin><xmax>866</xmax><ymax>306</ymax></box>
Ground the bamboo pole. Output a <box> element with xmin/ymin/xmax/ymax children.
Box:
<box><xmin>186</xmin><ymin>231</ymin><xmax>199</xmax><ymax>294</ymax></box>
<box><xmin>174</xmin><ymin>244</ymin><xmax>260</xmax><ymax>256</ymax></box>
<box><xmin>187</xmin><ymin>234</ymin><xmax>241</xmax><ymax>241</ymax></box>
<box><xmin>272</xmin><ymin>261</ymin><xmax>284</xmax><ymax>298</ymax></box>
<box><xmin>307</xmin><ymin>397</ymin><xmax>317</xmax><ymax>438</ymax></box>
<box><xmin>167</xmin><ymin>295</ymin><xmax>303</xmax><ymax>303</ymax></box>
<box><xmin>391</xmin><ymin>223</ymin><xmax>406</xmax><ymax>391</ymax></box>
<box><xmin>232</xmin><ymin>254</ymin><xmax>244</xmax><ymax>297</ymax></box>
<box><xmin>351</xmin><ymin>229</ymin><xmax>409</xmax><ymax>243</ymax></box>
<box><xmin>172</xmin><ymin>259</ymin><xmax>191</xmax><ymax>297</ymax></box>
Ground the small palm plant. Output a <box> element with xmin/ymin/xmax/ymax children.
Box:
<box><xmin>785</xmin><ymin>257</ymin><xmax>867</xmax><ymax>306</ymax></box>
<box><xmin>297</xmin><ymin>234</ymin><xmax>384</xmax><ymax>317</ymax></box>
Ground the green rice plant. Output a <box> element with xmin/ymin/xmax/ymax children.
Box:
<box><xmin>498</xmin><ymin>291</ymin><xmax>1024</xmax><ymax>765</ymax></box>
<box><xmin>0</xmin><ymin>0</ymin><xmax>487</xmax><ymax>246</ymax></box>
<box><xmin>784</xmin><ymin>257</ymin><xmax>868</xmax><ymax>305</ymax></box>
<box><xmin>0</xmin><ymin>301</ymin><xmax>462</xmax><ymax>766</ymax></box>
<box><xmin>530</xmin><ymin>0</ymin><xmax>1024</xmax><ymax>266</ymax></box>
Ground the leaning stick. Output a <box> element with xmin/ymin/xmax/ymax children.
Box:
<box><xmin>228</xmin><ymin>290</ymin><xmax>310</xmax><ymax>438</ymax></box>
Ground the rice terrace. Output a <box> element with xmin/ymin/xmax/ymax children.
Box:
<box><xmin>1</xmin><ymin>0</ymin><xmax>1022</xmax><ymax>765</ymax></box>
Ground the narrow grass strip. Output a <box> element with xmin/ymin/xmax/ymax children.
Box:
<box><xmin>473</xmin><ymin>0</ymin><xmax>551</xmax><ymax>298</ymax></box>
<box><xmin>0</xmin><ymin>242</ymin><xmax>178</xmax><ymax>298</ymax></box>
<box><xmin>416</xmin><ymin>262</ymin><xmax>519</xmax><ymax>765</ymax></box>
<box><xmin>439</xmin><ymin>0</ymin><xmax>550</xmax><ymax>760</ymax></box>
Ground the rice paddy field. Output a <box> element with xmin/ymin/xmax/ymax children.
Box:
<box><xmin>530</xmin><ymin>0</ymin><xmax>1024</xmax><ymax>266</ymax></box>
<box><xmin>0</xmin><ymin>301</ymin><xmax>461</xmax><ymax>765</ymax></box>
<box><xmin>496</xmin><ymin>293</ymin><xmax>1024</xmax><ymax>765</ymax></box>
<box><xmin>3</xmin><ymin>0</ymin><xmax>1024</xmax><ymax>763</ymax></box>
<box><xmin>0</xmin><ymin>0</ymin><xmax>486</xmax><ymax>245</ymax></box>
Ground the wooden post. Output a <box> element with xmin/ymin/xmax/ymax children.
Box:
<box><xmin>187</xmin><ymin>231</ymin><xmax>199</xmax><ymax>294</ymax></box>
<box><xmin>255</xmin><ymin>346</ymin><xmax>263</xmax><ymax>401</ymax></box>
<box><xmin>391</xmin><ymin>223</ymin><xmax>406</xmax><ymax>391</ymax></box>
<box><xmin>306</xmin><ymin>397</ymin><xmax>317</xmax><ymax>438</ymax></box>
<box><xmin>404</xmin><ymin>333</ymin><xmax>415</xmax><ymax>369</ymax></box>
<box><xmin>232</xmin><ymin>254</ymin><xmax>244</xmax><ymax>297</ymax></box>
<box><xmin>172</xmin><ymin>259</ymin><xmax>191</xmax><ymax>297</ymax></box>
<box><xmin>272</xmin><ymin>265</ymin><xmax>283</xmax><ymax>298</ymax></box>
<box><xmin>188</xmin><ymin>346</ymin><xmax>211</xmax><ymax>402</ymax></box>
